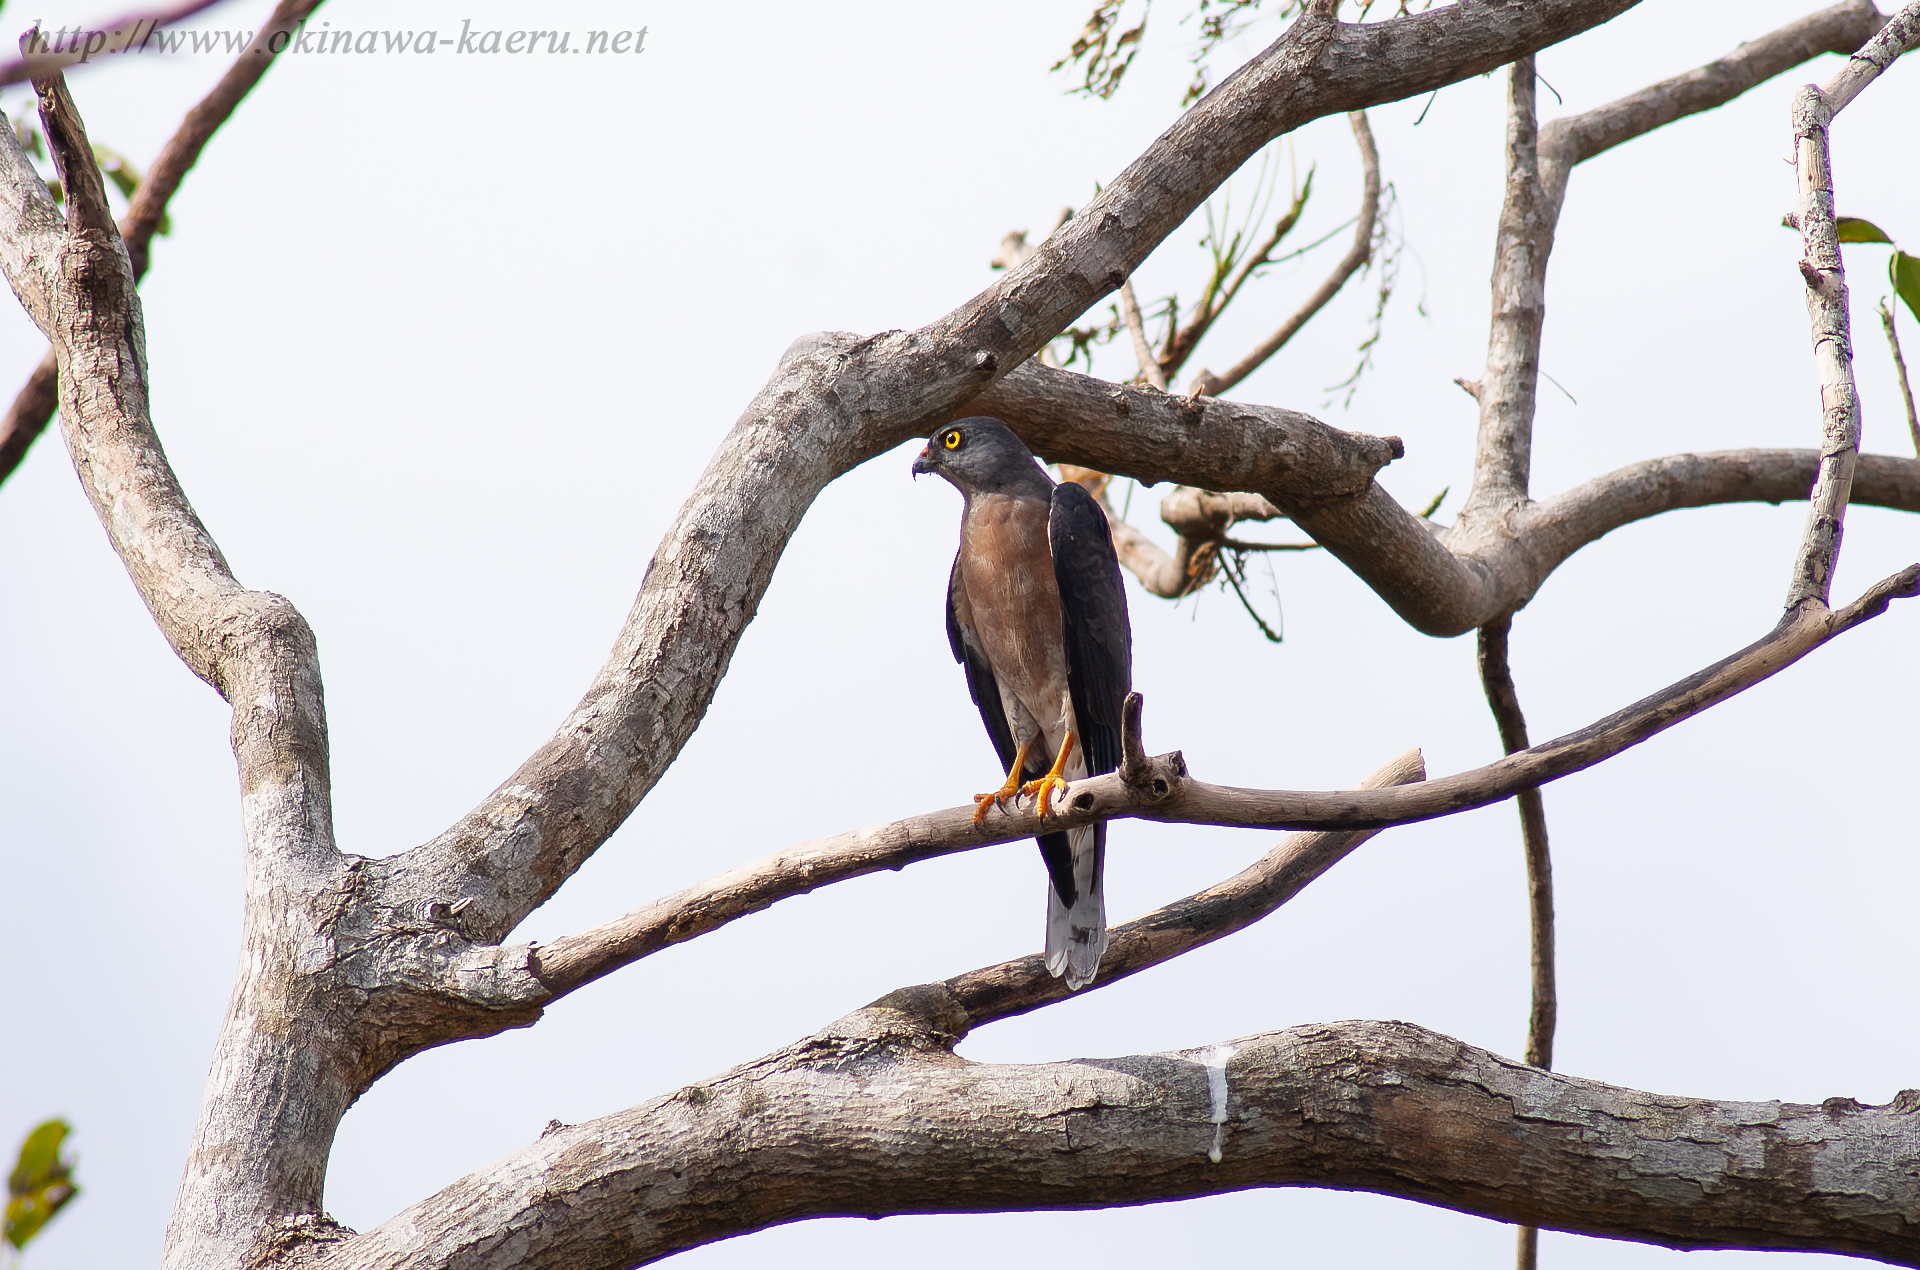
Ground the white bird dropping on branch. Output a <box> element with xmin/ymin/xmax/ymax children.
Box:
<box><xmin>1203</xmin><ymin>1044</ymin><xmax>1235</xmax><ymax>1164</ymax></box>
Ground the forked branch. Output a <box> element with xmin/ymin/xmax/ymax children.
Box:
<box><xmin>1783</xmin><ymin>0</ymin><xmax>1920</xmax><ymax>610</ymax></box>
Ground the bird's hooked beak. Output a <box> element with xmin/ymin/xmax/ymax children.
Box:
<box><xmin>911</xmin><ymin>444</ymin><xmax>938</xmax><ymax>478</ymax></box>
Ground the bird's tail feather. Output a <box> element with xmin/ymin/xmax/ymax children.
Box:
<box><xmin>1044</xmin><ymin>822</ymin><xmax>1107</xmax><ymax>991</ymax></box>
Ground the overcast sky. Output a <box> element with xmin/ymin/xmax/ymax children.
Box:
<box><xmin>1</xmin><ymin>2</ymin><xmax>1916</xmax><ymax>1268</ymax></box>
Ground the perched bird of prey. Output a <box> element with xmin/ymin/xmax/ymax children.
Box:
<box><xmin>912</xmin><ymin>418</ymin><xmax>1132</xmax><ymax>990</ymax></box>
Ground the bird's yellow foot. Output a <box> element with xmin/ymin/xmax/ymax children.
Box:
<box><xmin>973</xmin><ymin>738</ymin><xmax>1036</xmax><ymax>825</ymax></box>
<box><xmin>1020</xmin><ymin>730</ymin><xmax>1079</xmax><ymax>818</ymax></box>
<box><xmin>1020</xmin><ymin>772</ymin><xmax>1071</xmax><ymax>817</ymax></box>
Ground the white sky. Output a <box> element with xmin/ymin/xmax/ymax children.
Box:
<box><xmin>1</xmin><ymin>2</ymin><xmax>1916</xmax><ymax>1268</ymax></box>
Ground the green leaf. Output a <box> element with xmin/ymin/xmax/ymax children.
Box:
<box><xmin>1836</xmin><ymin>216</ymin><xmax>1895</xmax><ymax>244</ymax></box>
<box><xmin>5</xmin><ymin>1119</ymin><xmax>79</xmax><ymax>1252</ymax></box>
<box><xmin>91</xmin><ymin>145</ymin><xmax>142</xmax><ymax>203</ymax></box>
<box><xmin>1894</xmin><ymin>251</ymin><xmax>1920</xmax><ymax>326</ymax></box>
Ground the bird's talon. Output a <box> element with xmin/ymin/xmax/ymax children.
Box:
<box><xmin>1020</xmin><ymin>774</ymin><xmax>1071</xmax><ymax>818</ymax></box>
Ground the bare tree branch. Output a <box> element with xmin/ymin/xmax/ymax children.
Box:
<box><xmin>1192</xmin><ymin>110</ymin><xmax>1381</xmax><ymax>398</ymax></box>
<box><xmin>0</xmin><ymin>0</ymin><xmax>326</xmax><ymax>488</ymax></box>
<box><xmin>1476</xmin><ymin>614</ymin><xmax>1556</xmax><ymax>1270</ymax></box>
<box><xmin>1781</xmin><ymin>4</ymin><xmax>1920</xmax><ymax>610</ymax></box>
<box><xmin>944</xmin><ymin>747</ymin><xmax>1427</xmax><ymax>1026</ymax></box>
<box><xmin>1884</xmin><ymin>299</ymin><xmax>1920</xmax><ymax>455</ymax></box>
<box><xmin>1460</xmin><ymin>57</ymin><xmax>1549</xmax><ymax>525</ymax></box>
<box><xmin>968</xmin><ymin>0</ymin><xmax>1911</xmax><ymax>631</ymax></box>
<box><xmin>0</xmin><ymin>356</ymin><xmax>56</xmax><ymax>482</ymax></box>
<box><xmin>1822</xmin><ymin>0</ymin><xmax>1920</xmax><ymax>111</ymax></box>
<box><xmin>1476</xmin><ymin>617</ymin><xmax>1555</xmax><ymax>1073</ymax></box>
<box><xmin>1119</xmin><ymin>277</ymin><xmax>1168</xmax><ymax>389</ymax></box>
<box><xmin>0</xmin><ymin>68</ymin><xmax>352</xmax><ymax>1270</ymax></box>
<box><xmin>1448</xmin><ymin>1</ymin><xmax>1901</xmax><ymax>619</ymax></box>
<box><xmin>973</xmin><ymin>354</ymin><xmax>1920</xmax><ymax>633</ymax></box>
<box><xmin>482</xmin><ymin>564</ymin><xmax>1916</xmax><ymax>1015</ymax></box>
<box><xmin>1535</xmin><ymin>0</ymin><xmax>1890</xmax><ymax>206</ymax></box>
<box><xmin>44</xmin><ymin>4</ymin><xmax>1920</xmax><ymax>1265</ymax></box>
<box><xmin>530</xmin><ymin>745</ymin><xmax>1423</xmax><ymax>1007</ymax></box>
<box><xmin>311</xmin><ymin>1014</ymin><xmax>1920</xmax><ymax>1270</ymax></box>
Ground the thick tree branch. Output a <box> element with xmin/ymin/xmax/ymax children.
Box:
<box><xmin>312</xmin><ymin>1015</ymin><xmax>1920</xmax><ymax>1270</ymax></box>
<box><xmin>1119</xmin><ymin>277</ymin><xmax>1168</xmax><ymax>389</ymax></box>
<box><xmin>528</xmin><ymin>745</ymin><xmax>1423</xmax><ymax>1006</ymax></box>
<box><xmin>974</xmin><ymin>350</ymin><xmax>1919</xmax><ymax>631</ymax></box>
<box><xmin>1192</xmin><ymin>110</ymin><xmax>1380</xmax><ymax>398</ymax></box>
<box><xmin>1460</xmin><ymin>58</ymin><xmax>1548</xmax><ymax>524</ymax></box>
<box><xmin>0</xmin><ymin>0</ymin><xmax>324</xmax><ymax>489</ymax></box>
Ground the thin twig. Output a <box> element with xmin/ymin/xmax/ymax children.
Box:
<box><xmin>1881</xmin><ymin>299</ymin><xmax>1919</xmax><ymax>456</ymax></box>
<box><xmin>1476</xmin><ymin>615</ymin><xmax>1557</xmax><ymax>1072</ymax></box>
<box><xmin>1193</xmin><ymin>110</ymin><xmax>1380</xmax><ymax>398</ymax></box>
<box><xmin>1120</xmin><ymin>278</ymin><xmax>1168</xmax><ymax>390</ymax></box>
<box><xmin>944</xmin><ymin>748</ymin><xmax>1426</xmax><ymax>1025</ymax></box>
<box><xmin>0</xmin><ymin>0</ymin><xmax>326</xmax><ymax>489</ymax></box>
<box><xmin>1158</xmin><ymin>168</ymin><xmax>1313</xmax><ymax>382</ymax></box>
<box><xmin>1475</xmin><ymin>610</ymin><xmax>1558</xmax><ymax>1270</ymax></box>
<box><xmin>1220</xmin><ymin>537</ymin><xmax>1319</xmax><ymax>552</ymax></box>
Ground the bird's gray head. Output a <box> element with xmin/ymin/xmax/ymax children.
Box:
<box><xmin>910</xmin><ymin>417</ymin><xmax>1053</xmax><ymax>496</ymax></box>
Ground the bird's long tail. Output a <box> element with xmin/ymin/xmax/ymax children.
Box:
<box><xmin>1043</xmin><ymin>822</ymin><xmax>1107</xmax><ymax>991</ymax></box>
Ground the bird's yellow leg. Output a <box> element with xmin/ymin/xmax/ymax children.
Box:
<box><xmin>973</xmin><ymin>737</ymin><xmax>1036</xmax><ymax>825</ymax></box>
<box><xmin>1020</xmin><ymin>731</ymin><xmax>1078</xmax><ymax>818</ymax></box>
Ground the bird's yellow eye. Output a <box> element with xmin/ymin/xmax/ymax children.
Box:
<box><xmin>943</xmin><ymin>430</ymin><xmax>962</xmax><ymax>450</ymax></box>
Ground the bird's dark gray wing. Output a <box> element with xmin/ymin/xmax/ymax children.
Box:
<box><xmin>1049</xmin><ymin>482</ymin><xmax>1132</xmax><ymax>778</ymax></box>
<box><xmin>946</xmin><ymin>552</ymin><xmax>1018</xmax><ymax>775</ymax></box>
<box><xmin>949</xmin><ymin>551</ymin><xmax>1077</xmax><ymax>907</ymax></box>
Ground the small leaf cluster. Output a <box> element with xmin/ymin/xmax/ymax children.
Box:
<box><xmin>5</xmin><ymin>1120</ymin><xmax>79</xmax><ymax>1256</ymax></box>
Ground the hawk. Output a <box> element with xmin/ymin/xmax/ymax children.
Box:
<box><xmin>913</xmin><ymin>418</ymin><xmax>1133</xmax><ymax>990</ymax></box>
